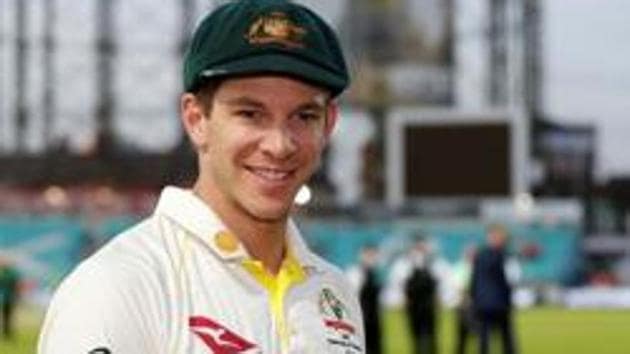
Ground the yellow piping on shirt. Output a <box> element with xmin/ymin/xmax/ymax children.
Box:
<box><xmin>241</xmin><ymin>251</ymin><xmax>306</xmax><ymax>352</ymax></box>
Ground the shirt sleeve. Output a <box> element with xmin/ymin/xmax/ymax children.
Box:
<box><xmin>38</xmin><ymin>261</ymin><xmax>160</xmax><ymax>354</ymax></box>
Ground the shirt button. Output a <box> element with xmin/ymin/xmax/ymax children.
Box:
<box><xmin>214</xmin><ymin>230</ymin><xmax>239</xmax><ymax>254</ymax></box>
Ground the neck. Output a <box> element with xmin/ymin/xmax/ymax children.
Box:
<box><xmin>192</xmin><ymin>182</ymin><xmax>287</xmax><ymax>274</ymax></box>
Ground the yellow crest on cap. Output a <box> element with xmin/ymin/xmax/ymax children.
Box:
<box><xmin>245</xmin><ymin>12</ymin><xmax>307</xmax><ymax>48</ymax></box>
<box><xmin>214</xmin><ymin>231</ymin><xmax>239</xmax><ymax>254</ymax></box>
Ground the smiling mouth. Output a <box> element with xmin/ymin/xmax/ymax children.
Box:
<box><xmin>246</xmin><ymin>166</ymin><xmax>295</xmax><ymax>182</ymax></box>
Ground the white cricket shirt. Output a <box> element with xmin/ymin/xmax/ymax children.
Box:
<box><xmin>38</xmin><ymin>187</ymin><xmax>365</xmax><ymax>354</ymax></box>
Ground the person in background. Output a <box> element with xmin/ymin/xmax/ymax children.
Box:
<box><xmin>348</xmin><ymin>244</ymin><xmax>383</xmax><ymax>354</ymax></box>
<box><xmin>470</xmin><ymin>224</ymin><xmax>517</xmax><ymax>354</ymax></box>
<box><xmin>404</xmin><ymin>237</ymin><xmax>439</xmax><ymax>354</ymax></box>
<box><xmin>0</xmin><ymin>254</ymin><xmax>20</xmax><ymax>340</ymax></box>
<box><xmin>452</xmin><ymin>245</ymin><xmax>477</xmax><ymax>354</ymax></box>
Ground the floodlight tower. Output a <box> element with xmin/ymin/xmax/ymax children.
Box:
<box><xmin>43</xmin><ymin>0</ymin><xmax>57</xmax><ymax>151</ymax></box>
<box><xmin>488</xmin><ymin>0</ymin><xmax>508</xmax><ymax>106</ymax></box>
<box><xmin>15</xmin><ymin>0</ymin><xmax>29</xmax><ymax>153</ymax></box>
<box><xmin>522</xmin><ymin>0</ymin><xmax>542</xmax><ymax>117</ymax></box>
<box><xmin>95</xmin><ymin>0</ymin><xmax>116</xmax><ymax>156</ymax></box>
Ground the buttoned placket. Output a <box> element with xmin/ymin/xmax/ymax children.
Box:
<box><xmin>225</xmin><ymin>261</ymin><xmax>277</xmax><ymax>354</ymax></box>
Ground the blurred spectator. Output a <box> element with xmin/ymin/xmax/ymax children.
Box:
<box><xmin>328</xmin><ymin>108</ymin><xmax>376</xmax><ymax>208</ymax></box>
<box><xmin>404</xmin><ymin>237</ymin><xmax>439</xmax><ymax>354</ymax></box>
<box><xmin>470</xmin><ymin>224</ymin><xmax>517</xmax><ymax>354</ymax></box>
<box><xmin>347</xmin><ymin>244</ymin><xmax>382</xmax><ymax>354</ymax></box>
<box><xmin>452</xmin><ymin>245</ymin><xmax>477</xmax><ymax>354</ymax></box>
<box><xmin>0</xmin><ymin>255</ymin><xmax>20</xmax><ymax>340</ymax></box>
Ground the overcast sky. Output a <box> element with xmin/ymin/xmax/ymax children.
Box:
<box><xmin>543</xmin><ymin>0</ymin><xmax>630</xmax><ymax>180</ymax></box>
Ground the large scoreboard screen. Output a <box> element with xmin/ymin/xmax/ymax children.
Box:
<box><xmin>386</xmin><ymin>109</ymin><xmax>514</xmax><ymax>205</ymax></box>
<box><xmin>404</xmin><ymin>123</ymin><xmax>510</xmax><ymax>196</ymax></box>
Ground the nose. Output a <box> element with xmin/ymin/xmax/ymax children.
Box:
<box><xmin>260</xmin><ymin>125</ymin><xmax>298</xmax><ymax>160</ymax></box>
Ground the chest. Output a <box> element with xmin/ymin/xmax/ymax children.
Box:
<box><xmin>164</xmin><ymin>258</ymin><xmax>363</xmax><ymax>354</ymax></box>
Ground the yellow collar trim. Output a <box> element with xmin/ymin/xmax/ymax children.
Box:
<box><xmin>241</xmin><ymin>250</ymin><xmax>306</xmax><ymax>350</ymax></box>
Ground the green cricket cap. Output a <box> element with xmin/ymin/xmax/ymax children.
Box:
<box><xmin>183</xmin><ymin>0</ymin><xmax>349</xmax><ymax>97</ymax></box>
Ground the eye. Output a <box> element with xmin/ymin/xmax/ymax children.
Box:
<box><xmin>297</xmin><ymin>110</ymin><xmax>322</xmax><ymax>122</ymax></box>
<box><xmin>235</xmin><ymin>109</ymin><xmax>262</xmax><ymax>120</ymax></box>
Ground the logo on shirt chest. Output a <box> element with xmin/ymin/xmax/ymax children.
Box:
<box><xmin>189</xmin><ymin>316</ymin><xmax>258</xmax><ymax>354</ymax></box>
<box><xmin>318</xmin><ymin>288</ymin><xmax>363</xmax><ymax>353</ymax></box>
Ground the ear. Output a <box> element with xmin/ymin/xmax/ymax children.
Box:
<box><xmin>180</xmin><ymin>93</ymin><xmax>208</xmax><ymax>150</ymax></box>
<box><xmin>323</xmin><ymin>101</ymin><xmax>339</xmax><ymax>142</ymax></box>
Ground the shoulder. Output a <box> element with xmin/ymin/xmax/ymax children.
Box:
<box><xmin>90</xmin><ymin>211</ymin><xmax>193</xmax><ymax>272</ymax></box>
<box><xmin>310</xmin><ymin>252</ymin><xmax>352</xmax><ymax>289</ymax></box>
<box><xmin>65</xmin><ymin>211</ymin><xmax>190</xmax><ymax>294</ymax></box>
<box><xmin>288</xmin><ymin>222</ymin><xmax>356</xmax><ymax>299</ymax></box>
<box><xmin>38</xmin><ymin>216</ymin><xmax>177</xmax><ymax>353</ymax></box>
<box><xmin>81</xmin><ymin>218</ymin><xmax>165</xmax><ymax>282</ymax></box>
<box><xmin>42</xmin><ymin>216</ymin><xmax>168</xmax><ymax>312</ymax></box>
<box><xmin>38</xmin><ymin>255</ymin><xmax>146</xmax><ymax>353</ymax></box>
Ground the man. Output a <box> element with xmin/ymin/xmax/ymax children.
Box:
<box><xmin>470</xmin><ymin>224</ymin><xmax>517</xmax><ymax>354</ymax></box>
<box><xmin>403</xmin><ymin>237</ymin><xmax>439</xmax><ymax>354</ymax></box>
<box><xmin>452</xmin><ymin>246</ymin><xmax>477</xmax><ymax>354</ymax></box>
<box><xmin>0</xmin><ymin>255</ymin><xmax>20</xmax><ymax>340</ymax></box>
<box><xmin>38</xmin><ymin>1</ymin><xmax>365</xmax><ymax>353</ymax></box>
<box><xmin>347</xmin><ymin>245</ymin><xmax>382</xmax><ymax>354</ymax></box>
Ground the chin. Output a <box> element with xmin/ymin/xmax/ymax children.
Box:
<box><xmin>249</xmin><ymin>209</ymin><xmax>291</xmax><ymax>223</ymax></box>
<box><xmin>245</xmin><ymin>199</ymin><xmax>293</xmax><ymax>222</ymax></box>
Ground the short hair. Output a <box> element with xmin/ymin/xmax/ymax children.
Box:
<box><xmin>191</xmin><ymin>75</ymin><xmax>333</xmax><ymax>117</ymax></box>
<box><xmin>191</xmin><ymin>79</ymin><xmax>224</xmax><ymax>116</ymax></box>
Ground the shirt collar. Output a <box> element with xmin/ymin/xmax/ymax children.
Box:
<box><xmin>154</xmin><ymin>186</ymin><xmax>322</xmax><ymax>271</ymax></box>
<box><xmin>286</xmin><ymin>219</ymin><xmax>322</xmax><ymax>272</ymax></box>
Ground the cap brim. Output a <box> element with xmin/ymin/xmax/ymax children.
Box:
<box><xmin>199</xmin><ymin>53</ymin><xmax>347</xmax><ymax>97</ymax></box>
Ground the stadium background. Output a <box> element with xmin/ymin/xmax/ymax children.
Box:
<box><xmin>1</xmin><ymin>0</ymin><xmax>630</xmax><ymax>353</ymax></box>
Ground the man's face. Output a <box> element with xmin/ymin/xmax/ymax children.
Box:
<box><xmin>184</xmin><ymin>76</ymin><xmax>336</xmax><ymax>222</ymax></box>
<box><xmin>488</xmin><ymin>228</ymin><xmax>507</xmax><ymax>249</ymax></box>
<box><xmin>360</xmin><ymin>247</ymin><xmax>378</xmax><ymax>267</ymax></box>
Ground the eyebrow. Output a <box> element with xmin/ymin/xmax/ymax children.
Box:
<box><xmin>295</xmin><ymin>101</ymin><xmax>327</xmax><ymax>112</ymax></box>
<box><xmin>219</xmin><ymin>96</ymin><xmax>265</xmax><ymax>108</ymax></box>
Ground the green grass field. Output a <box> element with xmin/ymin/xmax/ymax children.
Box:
<box><xmin>2</xmin><ymin>306</ymin><xmax>629</xmax><ymax>353</ymax></box>
<box><xmin>384</xmin><ymin>308</ymin><xmax>630</xmax><ymax>354</ymax></box>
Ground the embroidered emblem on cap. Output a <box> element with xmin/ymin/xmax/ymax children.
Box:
<box><xmin>245</xmin><ymin>12</ymin><xmax>307</xmax><ymax>48</ymax></box>
<box><xmin>214</xmin><ymin>231</ymin><xmax>239</xmax><ymax>254</ymax></box>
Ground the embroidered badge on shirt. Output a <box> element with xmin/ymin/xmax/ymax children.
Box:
<box><xmin>189</xmin><ymin>316</ymin><xmax>258</xmax><ymax>354</ymax></box>
<box><xmin>245</xmin><ymin>12</ymin><xmax>307</xmax><ymax>48</ymax></box>
<box><xmin>318</xmin><ymin>287</ymin><xmax>363</xmax><ymax>353</ymax></box>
